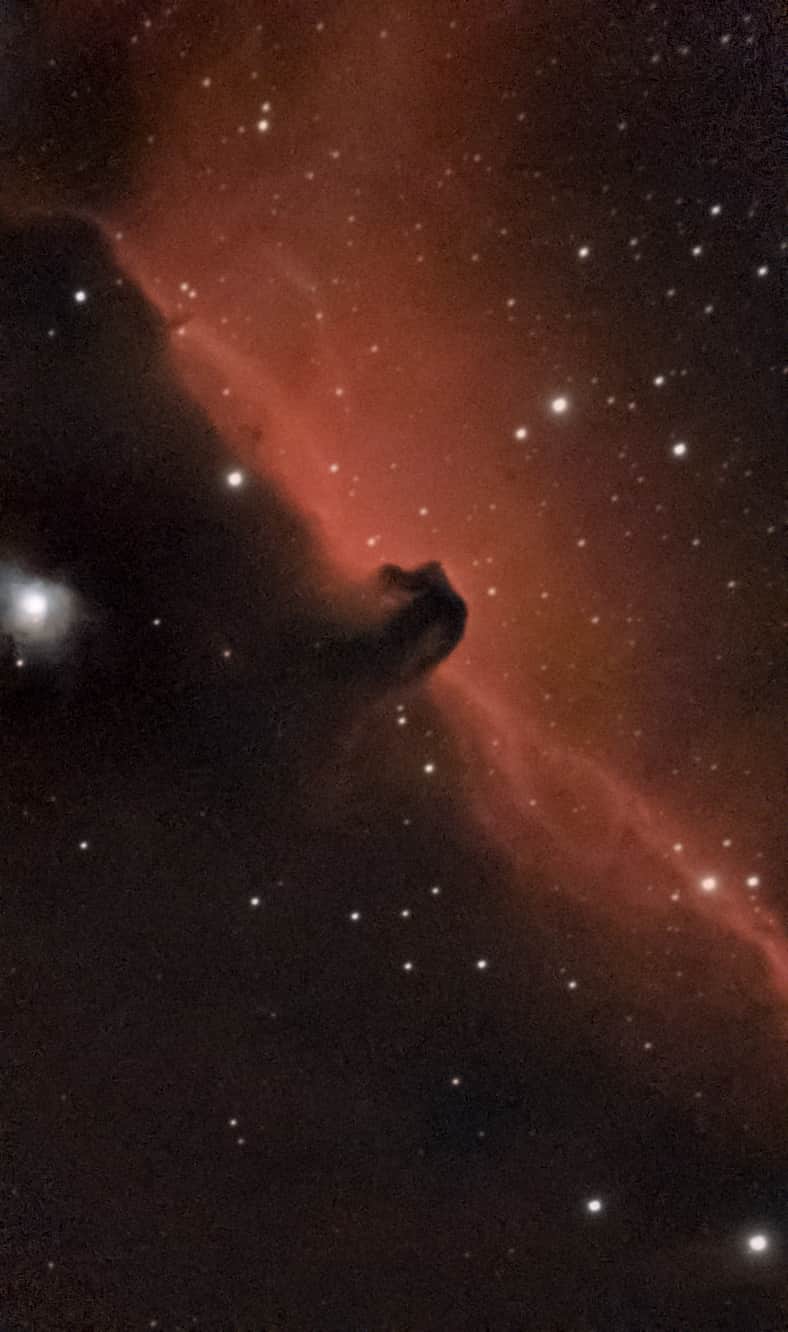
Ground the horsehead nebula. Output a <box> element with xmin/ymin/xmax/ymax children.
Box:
<box><xmin>1</xmin><ymin>3</ymin><xmax>785</xmax><ymax>1327</ymax></box>
<box><xmin>107</xmin><ymin>0</ymin><xmax>786</xmax><ymax>1009</ymax></box>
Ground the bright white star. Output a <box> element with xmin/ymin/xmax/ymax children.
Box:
<box><xmin>746</xmin><ymin>1233</ymin><xmax>769</xmax><ymax>1254</ymax></box>
<box><xmin>17</xmin><ymin>589</ymin><xmax>49</xmax><ymax>625</ymax></box>
<box><xmin>1</xmin><ymin>569</ymin><xmax>79</xmax><ymax>654</ymax></box>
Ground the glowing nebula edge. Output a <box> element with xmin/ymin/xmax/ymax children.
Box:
<box><xmin>7</xmin><ymin>1</ymin><xmax>777</xmax><ymax>1025</ymax></box>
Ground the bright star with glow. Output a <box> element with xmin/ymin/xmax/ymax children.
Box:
<box><xmin>746</xmin><ymin>1233</ymin><xmax>769</xmax><ymax>1254</ymax></box>
<box><xmin>1</xmin><ymin>569</ymin><xmax>80</xmax><ymax>654</ymax></box>
<box><xmin>17</xmin><ymin>588</ymin><xmax>49</xmax><ymax>626</ymax></box>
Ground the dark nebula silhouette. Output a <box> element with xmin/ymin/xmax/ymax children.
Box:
<box><xmin>0</xmin><ymin>211</ymin><xmax>466</xmax><ymax>731</ymax></box>
<box><xmin>1</xmin><ymin>5</ymin><xmax>785</xmax><ymax>1329</ymax></box>
<box><xmin>0</xmin><ymin>213</ymin><xmax>509</xmax><ymax>1328</ymax></box>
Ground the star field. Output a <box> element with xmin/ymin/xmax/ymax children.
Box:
<box><xmin>0</xmin><ymin>3</ymin><xmax>785</xmax><ymax>1329</ymax></box>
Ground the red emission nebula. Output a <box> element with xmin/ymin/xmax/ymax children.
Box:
<box><xmin>17</xmin><ymin>3</ymin><xmax>787</xmax><ymax>1128</ymax></box>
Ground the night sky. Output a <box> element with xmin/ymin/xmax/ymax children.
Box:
<box><xmin>1</xmin><ymin>4</ymin><xmax>786</xmax><ymax>1329</ymax></box>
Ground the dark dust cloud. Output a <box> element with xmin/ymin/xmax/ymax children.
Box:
<box><xmin>1</xmin><ymin>3</ymin><xmax>785</xmax><ymax>1329</ymax></box>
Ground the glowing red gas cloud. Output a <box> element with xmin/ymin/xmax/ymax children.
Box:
<box><xmin>20</xmin><ymin>1</ymin><xmax>788</xmax><ymax>1021</ymax></box>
